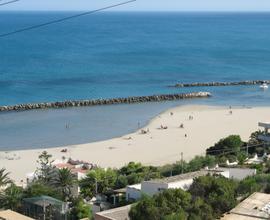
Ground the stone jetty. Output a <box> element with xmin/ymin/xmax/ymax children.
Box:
<box><xmin>173</xmin><ymin>80</ymin><xmax>270</xmax><ymax>88</ymax></box>
<box><xmin>0</xmin><ymin>92</ymin><xmax>211</xmax><ymax>112</ymax></box>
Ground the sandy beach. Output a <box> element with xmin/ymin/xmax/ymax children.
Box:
<box><xmin>1</xmin><ymin>104</ymin><xmax>270</xmax><ymax>184</ymax></box>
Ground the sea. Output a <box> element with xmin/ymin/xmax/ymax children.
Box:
<box><xmin>0</xmin><ymin>12</ymin><xmax>270</xmax><ymax>150</ymax></box>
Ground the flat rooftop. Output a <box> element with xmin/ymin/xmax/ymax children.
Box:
<box><xmin>95</xmin><ymin>205</ymin><xmax>131</xmax><ymax>220</ymax></box>
<box><xmin>259</xmin><ymin>122</ymin><xmax>270</xmax><ymax>128</ymax></box>
<box><xmin>0</xmin><ymin>210</ymin><xmax>34</xmax><ymax>220</ymax></box>
<box><xmin>222</xmin><ymin>192</ymin><xmax>270</xmax><ymax>220</ymax></box>
<box><xmin>144</xmin><ymin>170</ymin><xmax>224</xmax><ymax>184</ymax></box>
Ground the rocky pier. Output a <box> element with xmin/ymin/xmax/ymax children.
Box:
<box><xmin>0</xmin><ymin>92</ymin><xmax>211</xmax><ymax>112</ymax></box>
<box><xmin>172</xmin><ymin>80</ymin><xmax>270</xmax><ymax>88</ymax></box>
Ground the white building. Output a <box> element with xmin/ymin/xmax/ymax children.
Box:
<box><xmin>126</xmin><ymin>169</ymin><xmax>229</xmax><ymax>201</ymax></box>
<box><xmin>126</xmin><ymin>184</ymin><xmax>141</xmax><ymax>202</ymax></box>
<box><xmin>140</xmin><ymin>170</ymin><xmax>228</xmax><ymax>197</ymax></box>
<box><xmin>218</xmin><ymin>167</ymin><xmax>256</xmax><ymax>180</ymax></box>
<box><xmin>125</xmin><ymin>167</ymin><xmax>257</xmax><ymax>201</ymax></box>
<box><xmin>258</xmin><ymin>122</ymin><xmax>270</xmax><ymax>142</ymax></box>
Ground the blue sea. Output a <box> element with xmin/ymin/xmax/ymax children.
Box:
<box><xmin>1</xmin><ymin>12</ymin><xmax>270</xmax><ymax>150</ymax></box>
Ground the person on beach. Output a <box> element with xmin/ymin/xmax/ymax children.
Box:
<box><xmin>180</xmin><ymin>123</ymin><xmax>184</xmax><ymax>128</ymax></box>
<box><xmin>185</xmin><ymin>134</ymin><xmax>187</xmax><ymax>138</ymax></box>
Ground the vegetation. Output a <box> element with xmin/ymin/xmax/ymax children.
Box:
<box><xmin>2</xmin><ymin>130</ymin><xmax>270</xmax><ymax>219</ymax></box>
<box><xmin>0</xmin><ymin>184</ymin><xmax>23</xmax><ymax>210</ymax></box>
<box><xmin>0</xmin><ymin>168</ymin><xmax>11</xmax><ymax>188</ymax></box>
<box><xmin>130</xmin><ymin>175</ymin><xmax>238</xmax><ymax>220</ymax></box>
<box><xmin>69</xmin><ymin>197</ymin><xmax>93</xmax><ymax>220</ymax></box>
<box><xmin>206</xmin><ymin>135</ymin><xmax>243</xmax><ymax>158</ymax></box>
<box><xmin>53</xmin><ymin>168</ymin><xmax>76</xmax><ymax>202</ymax></box>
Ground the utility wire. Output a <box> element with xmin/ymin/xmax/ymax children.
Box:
<box><xmin>0</xmin><ymin>0</ymin><xmax>20</xmax><ymax>7</ymax></box>
<box><xmin>0</xmin><ymin>0</ymin><xmax>136</xmax><ymax>38</ymax></box>
<box><xmin>206</xmin><ymin>143</ymin><xmax>264</xmax><ymax>154</ymax></box>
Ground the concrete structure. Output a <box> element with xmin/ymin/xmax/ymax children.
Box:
<box><xmin>218</xmin><ymin>167</ymin><xmax>256</xmax><ymax>180</ymax></box>
<box><xmin>222</xmin><ymin>192</ymin><xmax>270</xmax><ymax>219</ymax></box>
<box><xmin>258</xmin><ymin>122</ymin><xmax>270</xmax><ymax>142</ymax></box>
<box><xmin>0</xmin><ymin>210</ymin><xmax>34</xmax><ymax>220</ymax></box>
<box><xmin>126</xmin><ymin>169</ymin><xmax>228</xmax><ymax>201</ymax></box>
<box><xmin>140</xmin><ymin>170</ymin><xmax>228</xmax><ymax>197</ymax></box>
<box><xmin>95</xmin><ymin>205</ymin><xmax>131</xmax><ymax>220</ymax></box>
<box><xmin>245</xmin><ymin>154</ymin><xmax>264</xmax><ymax>165</ymax></box>
<box><xmin>126</xmin><ymin>184</ymin><xmax>141</xmax><ymax>202</ymax></box>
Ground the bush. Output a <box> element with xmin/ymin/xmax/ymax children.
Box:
<box><xmin>206</xmin><ymin>135</ymin><xmax>243</xmax><ymax>157</ymax></box>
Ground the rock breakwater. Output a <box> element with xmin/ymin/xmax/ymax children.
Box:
<box><xmin>0</xmin><ymin>92</ymin><xmax>211</xmax><ymax>112</ymax></box>
<box><xmin>173</xmin><ymin>80</ymin><xmax>270</xmax><ymax>88</ymax></box>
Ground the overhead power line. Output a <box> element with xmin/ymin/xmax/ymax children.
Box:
<box><xmin>0</xmin><ymin>0</ymin><xmax>136</xmax><ymax>38</ymax></box>
<box><xmin>0</xmin><ymin>0</ymin><xmax>20</xmax><ymax>7</ymax></box>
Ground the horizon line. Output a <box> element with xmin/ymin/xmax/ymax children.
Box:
<box><xmin>2</xmin><ymin>10</ymin><xmax>270</xmax><ymax>13</ymax></box>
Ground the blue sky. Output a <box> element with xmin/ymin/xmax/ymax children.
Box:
<box><xmin>2</xmin><ymin>0</ymin><xmax>270</xmax><ymax>11</ymax></box>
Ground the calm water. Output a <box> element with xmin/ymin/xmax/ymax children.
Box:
<box><xmin>0</xmin><ymin>12</ymin><xmax>270</xmax><ymax>149</ymax></box>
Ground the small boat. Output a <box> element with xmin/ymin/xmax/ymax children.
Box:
<box><xmin>260</xmin><ymin>83</ymin><xmax>268</xmax><ymax>89</ymax></box>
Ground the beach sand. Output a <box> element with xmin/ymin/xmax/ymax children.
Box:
<box><xmin>1</xmin><ymin>105</ymin><xmax>270</xmax><ymax>184</ymax></box>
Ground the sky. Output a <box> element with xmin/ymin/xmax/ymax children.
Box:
<box><xmin>2</xmin><ymin>0</ymin><xmax>270</xmax><ymax>11</ymax></box>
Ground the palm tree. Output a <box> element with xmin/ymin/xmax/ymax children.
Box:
<box><xmin>0</xmin><ymin>184</ymin><xmax>23</xmax><ymax>210</ymax></box>
<box><xmin>53</xmin><ymin>168</ymin><xmax>76</xmax><ymax>201</ymax></box>
<box><xmin>0</xmin><ymin>168</ymin><xmax>11</xmax><ymax>188</ymax></box>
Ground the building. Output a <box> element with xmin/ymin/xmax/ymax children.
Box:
<box><xmin>126</xmin><ymin>169</ymin><xmax>228</xmax><ymax>201</ymax></box>
<box><xmin>218</xmin><ymin>167</ymin><xmax>256</xmax><ymax>180</ymax></box>
<box><xmin>140</xmin><ymin>170</ymin><xmax>228</xmax><ymax>197</ymax></box>
<box><xmin>0</xmin><ymin>209</ymin><xmax>34</xmax><ymax>220</ymax></box>
<box><xmin>126</xmin><ymin>184</ymin><xmax>141</xmax><ymax>202</ymax></box>
<box><xmin>95</xmin><ymin>205</ymin><xmax>131</xmax><ymax>220</ymax></box>
<box><xmin>258</xmin><ymin>122</ymin><xmax>270</xmax><ymax>142</ymax></box>
<box><xmin>222</xmin><ymin>192</ymin><xmax>270</xmax><ymax>219</ymax></box>
<box><xmin>22</xmin><ymin>196</ymin><xmax>67</xmax><ymax>220</ymax></box>
<box><xmin>26</xmin><ymin>158</ymin><xmax>94</xmax><ymax>196</ymax></box>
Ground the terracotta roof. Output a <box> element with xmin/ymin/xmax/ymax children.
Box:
<box><xmin>55</xmin><ymin>163</ymin><xmax>74</xmax><ymax>169</ymax></box>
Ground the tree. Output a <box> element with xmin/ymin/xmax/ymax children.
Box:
<box><xmin>0</xmin><ymin>184</ymin><xmax>23</xmax><ymax>210</ymax></box>
<box><xmin>189</xmin><ymin>175</ymin><xmax>237</xmax><ymax>218</ymax></box>
<box><xmin>129</xmin><ymin>196</ymin><xmax>160</xmax><ymax>220</ymax></box>
<box><xmin>69</xmin><ymin>197</ymin><xmax>92</xmax><ymax>220</ymax></box>
<box><xmin>129</xmin><ymin>189</ymin><xmax>191</xmax><ymax>220</ymax></box>
<box><xmin>187</xmin><ymin>156</ymin><xmax>216</xmax><ymax>172</ymax></box>
<box><xmin>53</xmin><ymin>168</ymin><xmax>76</xmax><ymax>202</ymax></box>
<box><xmin>154</xmin><ymin>189</ymin><xmax>191</xmax><ymax>215</ymax></box>
<box><xmin>187</xmin><ymin>198</ymin><xmax>214</xmax><ymax>220</ymax></box>
<box><xmin>24</xmin><ymin>182</ymin><xmax>61</xmax><ymax>199</ymax></box>
<box><xmin>164</xmin><ymin>211</ymin><xmax>187</xmax><ymax>220</ymax></box>
<box><xmin>248</xmin><ymin>130</ymin><xmax>264</xmax><ymax>146</ymax></box>
<box><xmin>119</xmin><ymin>162</ymin><xmax>160</xmax><ymax>185</ymax></box>
<box><xmin>115</xmin><ymin>175</ymin><xmax>128</xmax><ymax>189</ymax></box>
<box><xmin>237</xmin><ymin>176</ymin><xmax>262</xmax><ymax>196</ymax></box>
<box><xmin>206</xmin><ymin>135</ymin><xmax>243</xmax><ymax>157</ymax></box>
<box><xmin>35</xmin><ymin>151</ymin><xmax>55</xmax><ymax>184</ymax></box>
<box><xmin>79</xmin><ymin>168</ymin><xmax>117</xmax><ymax>199</ymax></box>
<box><xmin>0</xmin><ymin>168</ymin><xmax>11</xmax><ymax>188</ymax></box>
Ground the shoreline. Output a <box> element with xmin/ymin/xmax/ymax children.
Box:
<box><xmin>1</xmin><ymin>104</ymin><xmax>270</xmax><ymax>184</ymax></box>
